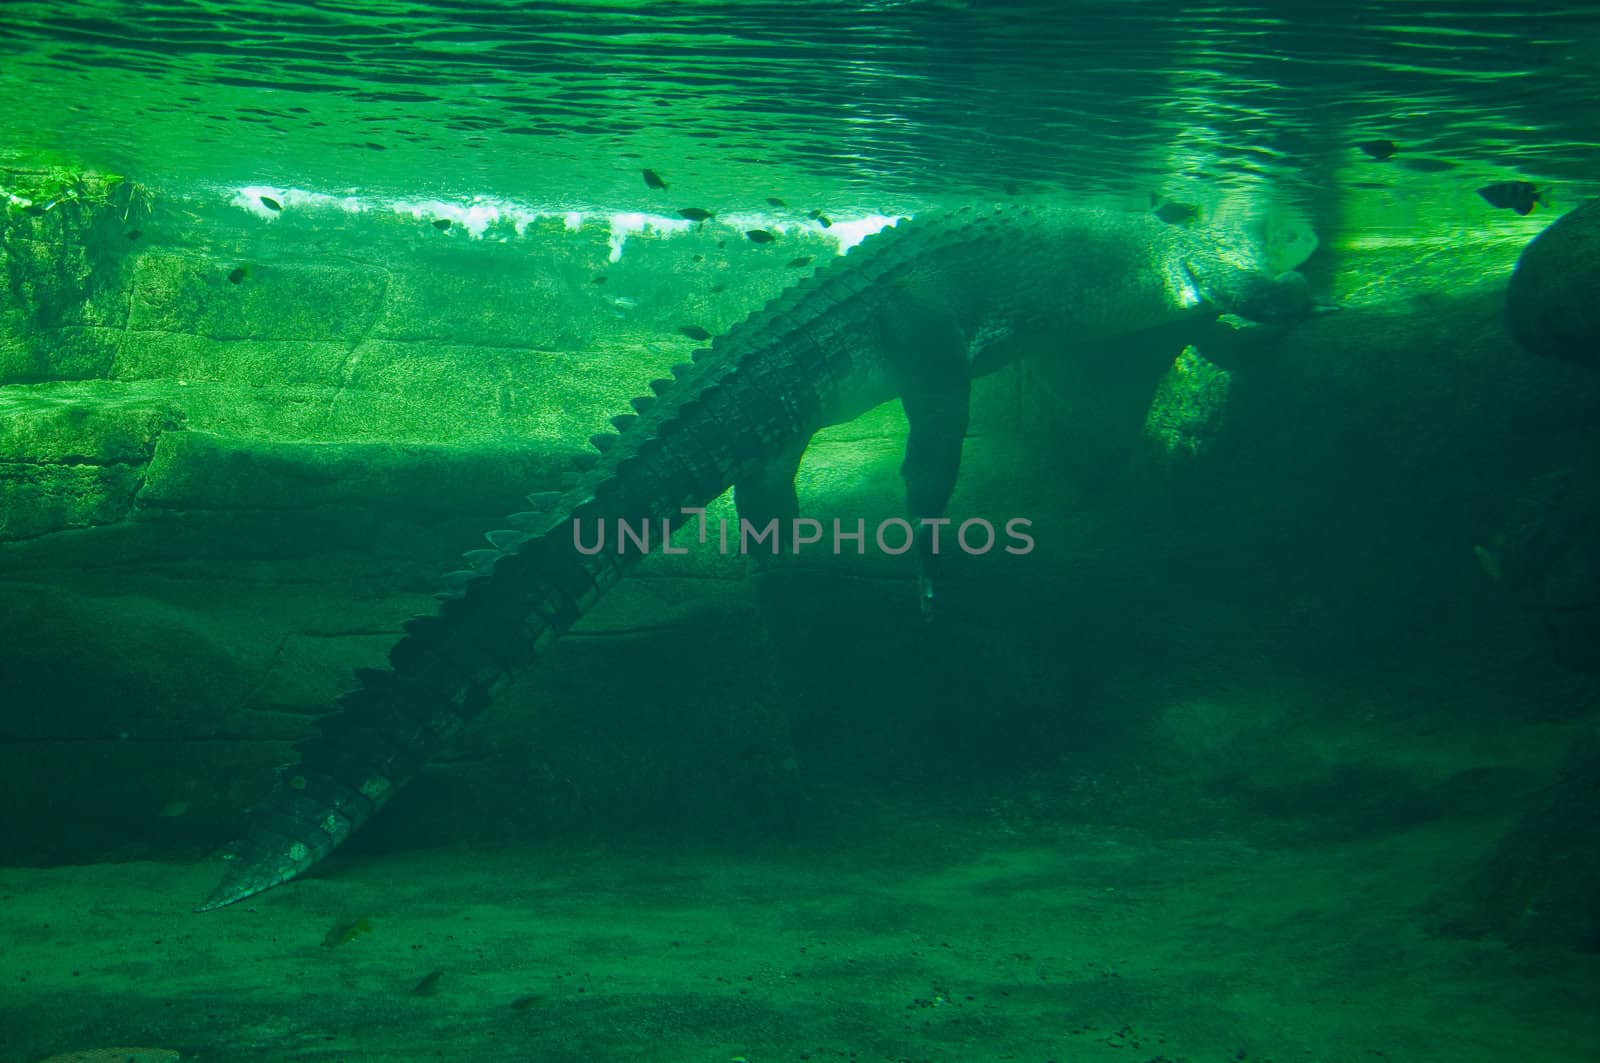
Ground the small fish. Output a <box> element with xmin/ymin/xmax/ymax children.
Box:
<box><xmin>642</xmin><ymin>168</ymin><xmax>668</xmax><ymax>190</ymax></box>
<box><xmin>227</xmin><ymin>266</ymin><xmax>249</xmax><ymax>284</ymax></box>
<box><xmin>678</xmin><ymin>325</ymin><xmax>712</xmax><ymax>341</ymax></box>
<box><xmin>744</xmin><ymin>229</ymin><xmax>775</xmax><ymax>244</ymax></box>
<box><xmin>591</xmin><ymin>275</ymin><xmax>607</xmax><ymax>284</ymax></box>
<box><xmin>1356</xmin><ymin>139</ymin><xmax>1398</xmax><ymax>161</ymax></box>
<box><xmin>125</xmin><ymin>230</ymin><xmax>143</xmax><ymax>241</ymax></box>
<box><xmin>321</xmin><ymin>914</ymin><xmax>371</xmax><ymax>948</ymax></box>
<box><xmin>1396</xmin><ymin>156</ymin><xmax>1457</xmax><ymax>174</ymax></box>
<box><xmin>766</xmin><ymin>196</ymin><xmax>786</xmax><ymax>207</ymax></box>
<box><xmin>1478</xmin><ymin>181</ymin><xmax>1544</xmax><ymax>216</ymax></box>
<box><xmin>432</xmin><ymin>218</ymin><xmax>452</xmax><ymax>230</ymax></box>
<box><xmin>785</xmin><ymin>256</ymin><xmax>813</xmax><ymax>268</ymax></box>
<box><xmin>365</xmin><ymin>141</ymin><xmax>386</xmax><ymax>151</ymax></box>
<box><xmin>709</xmin><ymin>283</ymin><xmax>727</xmax><ymax>293</ymax></box>
<box><xmin>510</xmin><ymin>993</ymin><xmax>542</xmax><ymax>1010</ymax></box>
<box><xmin>1153</xmin><ymin>200</ymin><xmax>1199</xmax><ymax>226</ymax></box>
<box><xmin>807</xmin><ymin>210</ymin><xmax>832</xmax><ymax>228</ymax></box>
<box><xmin>411</xmin><ymin>968</ymin><xmax>444</xmax><ymax>996</ymax></box>
<box><xmin>259</xmin><ymin>195</ymin><xmax>282</xmax><ymax>211</ymax></box>
<box><xmin>678</xmin><ymin>207</ymin><xmax>714</xmax><ymax>221</ymax></box>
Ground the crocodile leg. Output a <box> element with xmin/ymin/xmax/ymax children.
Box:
<box><xmin>900</xmin><ymin>374</ymin><xmax>970</xmax><ymax>619</ymax></box>
<box><xmin>734</xmin><ymin>436</ymin><xmax>810</xmax><ymax>558</ymax></box>
<box><xmin>888</xmin><ymin>303</ymin><xmax>973</xmax><ymax>620</ymax></box>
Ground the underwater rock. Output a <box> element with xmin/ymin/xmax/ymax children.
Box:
<box><xmin>1443</xmin><ymin>725</ymin><xmax>1600</xmax><ymax>951</ymax></box>
<box><xmin>1142</xmin><ymin>344</ymin><xmax>1232</xmax><ymax>464</ymax></box>
<box><xmin>0</xmin><ymin>581</ymin><xmax>276</xmax><ymax>863</ymax></box>
<box><xmin>1484</xmin><ymin>468</ymin><xmax>1600</xmax><ymax>673</ymax></box>
<box><xmin>0</xmin><ymin>389</ymin><xmax>184</xmax><ymax>541</ymax></box>
<box><xmin>0</xmin><ymin>170</ymin><xmax>134</xmax><ymax>385</ymax></box>
<box><xmin>1505</xmin><ymin>197</ymin><xmax>1600</xmax><ymax>368</ymax></box>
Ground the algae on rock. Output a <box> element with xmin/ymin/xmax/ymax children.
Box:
<box><xmin>1143</xmin><ymin>344</ymin><xmax>1233</xmax><ymax>463</ymax></box>
<box><xmin>1</xmin><ymin>167</ymin><xmax>145</xmax><ymax>384</ymax></box>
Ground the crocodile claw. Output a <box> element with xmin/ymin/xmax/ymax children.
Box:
<box><xmin>918</xmin><ymin>572</ymin><xmax>937</xmax><ymax>621</ymax></box>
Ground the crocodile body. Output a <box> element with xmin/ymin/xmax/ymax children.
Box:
<box><xmin>199</xmin><ymin>200</ymin><xmax>1309</xmax><ymax>911</ymax></box>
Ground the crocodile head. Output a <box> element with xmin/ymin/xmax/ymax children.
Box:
<box><xmin>1183</xmin><ymin>257</ymin><xmax>1314</xmax><ymax>325</ymax></box>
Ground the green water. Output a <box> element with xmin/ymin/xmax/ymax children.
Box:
<box><xmin>4</xmin><ymin>0</ymin><xmax>1599</xmax><ymax>210</ymax></box>
<box><xmin>3</xmin><ymin>3</ymin><xmax>1600</xmax><ymax>1062</ymax></box>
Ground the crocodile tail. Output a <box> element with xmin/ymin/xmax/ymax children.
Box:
<box><xmin>197</xmin><ymin>513</ymin><xmax>630</xmax><ymax>911</ymax></box>
<box><xmin>197</xmin><ymin>207</ymin><xmax>997</xmax><ymax>911</ymax></box>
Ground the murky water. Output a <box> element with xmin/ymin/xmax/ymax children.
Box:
<box><xmin>4</xmin><ymin>4</ymin><xmax>1600</xmax><ymax>1062</ymax></box>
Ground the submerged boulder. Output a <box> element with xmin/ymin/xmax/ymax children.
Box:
<box><xmin>1483</xmin><ymin>468</ymin><xmax>1600</xmax><ymax>673</ymax></box>
<box><xmin>1505</xmin><ymin>198</ymin><xmax>1600</xmax><ymax>367</ymax></box>
<box><xmin>1441</xmin><ymin>726</ymin><xmax>1600</xmax><ymax>952</ymax></box>
<box><xmin>1143</xmin><ymin>344</ymin><xmax>1232</xmax><ymax>463</ymax></box>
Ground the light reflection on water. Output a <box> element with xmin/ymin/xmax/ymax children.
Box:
<box><xmin>1</xmin><ymin>0</ymin><xmax>1596</xmax><ymax>221</ymax></box>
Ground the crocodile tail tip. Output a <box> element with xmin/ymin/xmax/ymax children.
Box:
<box><xmin>194</xmin><ymin>837</ymin><xmax>317</xmax><ymax>913</ymax></box>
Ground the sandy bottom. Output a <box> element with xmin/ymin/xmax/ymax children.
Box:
<box><xmin>3</xmin><ymin>805</ymin><xmax>1596</xmax><ymax>1063</ymax></box>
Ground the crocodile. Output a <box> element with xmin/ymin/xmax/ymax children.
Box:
<box><xmin>198</xmin><ymin>199</ymin><xmax>1312</xmax><ymax>911</ymax></box>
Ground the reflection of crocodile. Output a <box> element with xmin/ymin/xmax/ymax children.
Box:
<box><xmin>199</xmin><ymin>201</ymin><xmax>1312</xmax><ymax>910</ymax></box>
